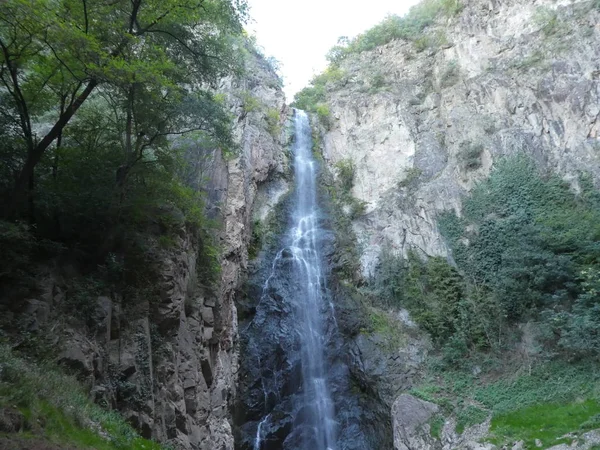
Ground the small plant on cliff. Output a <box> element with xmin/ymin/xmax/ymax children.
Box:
<box><xmin>533</xmin><ymin>6</ymin><xmax>559</xmax><ymax>36</ymax></box>
<box><xmin>398</xmin><ymin>167</ymin><xmax>423</xmax><ymax>188</ymax></box>
<box><xmin>266</xmin><ymin>108</ymin><xmax>282</xmax><ymax>138</ymax></box>
<box><xmin>457</xmin><ymin>141</ymin><xmax>484</xmax><ymax>170</ymax></box>
<box><xmin>324</xmin><ymin>0</ymin><xmax>463</xmax><ymax>60</ymax></box>
<box><xmin>440</xmin><ymin>60</ymin><xmax>460</xmax><ymax>88</ymax></box>
<box><xmin>334</xmin><ymin>159</ymin><xmax>356</xmax><ymax>193</ymax></box>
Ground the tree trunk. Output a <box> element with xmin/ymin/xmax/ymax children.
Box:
<box><xmin>8</xmin><ymin>79</ymin><xmax>98</xmax><ymax>217</ymax></box>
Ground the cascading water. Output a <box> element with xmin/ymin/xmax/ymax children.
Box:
<box><xmin>253</xmin><ymin>110</ymin><xmax>336</xmax><ymax>450</ymax></box>
<box><xmin>236</xmin><ymin>110</ymin><xmax>381</xmax><ymax>450</ymax></box>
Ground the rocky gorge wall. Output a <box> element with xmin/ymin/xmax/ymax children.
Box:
<box><xmin>304</xmin><ymin>0</ymin><xmax>600</xmax><ymax>448</ymax></box>
<box><xmin>318</xmin><ymin>0</ymin><xmax>600</xmax><ymax>275</ymax></box>
<box><xmin>4</xmin><ymin>49</ymin><xmax>290</xmax><ymax>450</ymax></box>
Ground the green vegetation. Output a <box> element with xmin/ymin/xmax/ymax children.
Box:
<box><xmin>375</xmin><ymin>154</ymin><xmax>600</xmax><ymax>443</ymax></box>
<box><xmin>241</xmin><ymin>91</ymin><xmax>262</xmax><ymax>113</ymax></box>
<box><xmin>428</xmin><ymin>414</ymin><xmax>445</xmax><ymax>439</ymax></box>
<box><xmin>457</xmin><ymin>141</ymin><xmax>484</xmax><ymax>170</ymax></box>
<box><xmin>266</xmin><ymin>108</ymin><xmax>282</xmax><ymax>137</ymax></box>
<box><xmin>455</xmin><ymin>405</ymin><xmax>488</xmax><ymax>434</ymax></box>
<box><xmin>0</xmin><ymin>0</ymin><xmax>252</xmax><ymax>443</ymax></box>
<box><xmin>374</xmin><ymin>155</ymin><xmax>600</xmax><ymax>362</ymax></box>
<box><xmin>0</xmin><ymin>344</ymin><xmax>166</xmax><ymax>449</ymax></box>
<box><xmin>398</xmin><ymin>167</ymin><xmax>423</xmax><ymax>188</ymax></box>
<box><xmin>291</xmin><ymin>66</ymin><xmax>346</xmax><ymax>125</ymax></box>
<box><xmin>293</xmin><ymin>0</ymin><xmax>462</xmax><ymax>116</ymax></box>
<box><xmin>326</xmin><ymin>0</ymin><xmax>462</xmax><ymax>60</ymax></box>
<box><xmin>440</xmin><ymin>60</ymin><xmax>460</xmax><ymax>88</ymax></box>
<box><xmin>362</xmin><ymin>307</ymin><xmax>406</xmax><ymax>350</ymax></box>
<box><xmin>489</xmin><ymin>400</ymin><xmax>600</xmax><ymax>448</ymax></box>
<box><xmin>413</xmin><ymin>361</ymin><xmax>600</xmax><ymax>448</ymax></box>
<box><xmin>334</xmin><ymin>159</ymin><xmax>356</xmax><ymax>193</ymax></box>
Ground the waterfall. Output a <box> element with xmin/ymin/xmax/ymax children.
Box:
<box><xmin>252</xmin><ymin>110</ymin><xmax>337</xmax><ymax>450</ymax></box>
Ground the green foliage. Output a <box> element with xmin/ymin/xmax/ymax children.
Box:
<box><xmin>457</xmin><ymin>141</ymin><xmax>484</xmax><ymax>170</ymax></box>
<box><xmin>325</xmin><ymin>0</ymin><xmax>462</xmax><ymax>60</ymax></box>
<box><xmin>0</xmin><ymin>344</ymin><xmax>166</xmax><ymax>449</ymax></box>
<box><xmin>439</xmin><ymin>155</ymin><xmax>600</xmax><ymax>329</ymax></box>
<box><xmin>374</xmin><ymin>155</ymin><xmax>600</xmax><ymax>362</ymax></box>
<box><xmin>369</xmin><ymin>72</ymin><xmax>387</xmax><ymax>92</ymax></box>
<box><xmin>315</xmin><ymin>104</ymin><xmax>332</xmax><ymax>129</ymax></box>
<box><xmin>334</xmin><ymin>159</ymin><xmax>356</xmax><ymax>193</ymax></box>
<box><xmin>241</xmin><ymin>91</ymin><xmax>262</xmax><ymax>113</ymax></box>
<box><xmin>429</xmin><ymin>414</ymin><xmax>445</xmax><ymax>439</ymax></box>
<box><xmin>1</xmin><ymin>0</ymin><xmax>247</xmax><ymax>214</ymax></box>
<box><xmin>455</xmin><ymin>405</ymin><xmax>488</xmax><ymax>434</ymax></box>
<box><xmin>414</xmin><ymin>31</ymin><xmax>450</xmax><ymax>53</ymax></box>
<box><xmin>398</xmin><ymin>167</ymin><xmax>423</xmax><ymax>188</ymax></box>
<box><xmin>533</xmin><ymin>7</ymin><xmax>559</xmax><ymax>36</ymax></box>
<box><xmin>490</xmin><ymin>400</ymin><xmax>600</xmax><ymax>449</ymax></box>
<box><xmin>510</xmin><ymin>51</ymin><xmax>546</xmax><ymax>71</ymax></box>
<box><xmin>413</xmin><ymin>360</ymin><xmax>600</xmax><ymax>445</ymax></box>
<box><xmin>362</xmin><ymin>307</ymin><xmax>406</xmax><ymax>350</ymax></box>
<box><xmin>265</xmin><ymin>108</ymin><xmax>282</xmax><ymax>137</ymax></box>
<box><xmin>292</xmin><ymin>66</ymin><xmax>346</xmax><ymax>119</ymax></box>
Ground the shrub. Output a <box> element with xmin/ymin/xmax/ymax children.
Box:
<box><xmin>266</xmin><ymin>108</ymin><xmax>281</xmax><ymax>137</ymax></box>
<box><xmin>457</xmin><ymin>141</ymin><xmax>483</xmax><ymax>170</ymax></box>
<box><xmin>334</xmin><ymin>159</ymin><xmax>355</xmax><ymax>192</ymax></box>
<box><xmin>398</xmin><ymin>167</ymin><xmax>423</xmax><ymax>188</ymax></box>
<box><xmin>440</xmin><ymin>60</ymin><xmax>460</xmax><ymax>88</ymax></box>
<box><xmin>326</xmin><ymin>0</ymin><xmax>462</xmax><ymax>60</ymax></box>
<box><xmin>315</xmin><ymin>103</ymin><xmax>332</xmax><ymax>129</ymax></box>
<box><xmin>241</xmin><ymin>90</ymin><xmax>261</xmax><ymax>113</ymax></box>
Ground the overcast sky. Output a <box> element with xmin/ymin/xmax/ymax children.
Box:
<box><xmin>246</xmin><ymin>0</ymin><xmax>422</xmax><ymax>100</ymax></box>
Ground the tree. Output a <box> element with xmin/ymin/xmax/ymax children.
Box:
<box><xmin>0</xmin><ymin>0</ymin><xmax>247</xmax><ymax>216</ymax></box>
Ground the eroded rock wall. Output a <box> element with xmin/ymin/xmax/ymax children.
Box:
<box><xmin>320</xmin><ymin>0</ymin><xmax>600</xmax><ymax>275</ymax></box>
<box><xmin>12</xmin><ymin>49</ymin><xmax>289</xmax><ymax>450</ymax></box>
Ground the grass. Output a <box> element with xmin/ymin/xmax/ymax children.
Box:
<box><xmin>429</xmin><ymin>414</ymin><xmax>445</xmax><ymax>439</ymax></box>
<box><xmin>410</xmin><ymin>360</ymin><xmax>600</xmax><ymax>447</ymax></box>
<box><xmin>489</xmin><ymin>400</ymin><xmax>600</xmax><ymax>449</ymax></box>
<box><xmin>361</xmin><ymin>307</ymin><xmax>406</xmax><ymax>351</ymax></box>
<box><xmin>455</xmin><ymin>405</ymin><xmax>488</xmax><ymax>434</ymax></box>
<box><xmin>0</xmin><ymin>343</ymin><xmax>166</xmax><ymax>450</ymax></box>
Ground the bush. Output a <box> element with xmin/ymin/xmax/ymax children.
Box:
<box><xmin>440</xmin><ymin>60</ymin><xmax>460</xmax><ymax>88</ymax></box>
<box><xmin>265</xmin><ymin>108</ymin><xmax>281</xmax><ymax>137</ymax></box>
<box><xmin>325</xmin><ymin>0</ymin><xmax>462</xmax><ymax>60</ymax></box>
<box><xmin>334</xmin><ymin>159</ymin><xmax>355</xmax><ymax>193</ymax></box>
<box><xmin>457</xmin><ymin>141</ymin><xmax>483</xmax><ymax>170</ymax></box>
<box><xmin>439</xmin><ymin>154</ymin><xmax>600</xmax><ymax>348</ymax></box>
<box><xmin>398</xmin><ymin>167</ymin><xmax>423</xmax><ymax>188</ymax></box>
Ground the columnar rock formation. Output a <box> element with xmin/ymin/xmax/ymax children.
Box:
<box><xmin>15</xmin><ymin>49</ymin><xmax>290</xmax><ymax>450</ymax></box>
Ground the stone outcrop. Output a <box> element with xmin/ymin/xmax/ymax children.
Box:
<box><xmin>318</xmin><ymin>0</ymin><xmax>600</xmax><ymax>276</ymax></box>
<box><xmin>8</xmin><ymin>48</ymin><xmax>289</xmax><ymax>449</ymax></box>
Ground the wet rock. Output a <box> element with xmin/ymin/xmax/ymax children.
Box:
<box><xmin>0</xmin><ymin>407</ymin><xmax>24</xmax><ymax>433</ymax></box>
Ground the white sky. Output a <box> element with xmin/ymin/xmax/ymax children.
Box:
<box><xmin>246</xmin><ymin>0</ymin><xmax>422</xmax><ymax>100</ymax></box>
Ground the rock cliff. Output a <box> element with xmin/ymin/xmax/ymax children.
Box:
<box><xmin>305</xmin><ymin>0</ymin><xmax>600</xmax><ymax>448</ymax></box>
<box><xmin>318</xmin><ymin>0</ymin><xmax>600</xmax><ymax>276</ymax></box>
<box><xmin>3</xmin><ymin>48</ymin><xmax>289</xmax><ymax>450</ymax></box>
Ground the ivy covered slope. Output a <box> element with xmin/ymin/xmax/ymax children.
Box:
<box><xmin>0</xmin><ymin>0</ymin><xmax>288</xmax><ymax>449</ymax></box>
<box><xmin>297</xmin><ymin>0</ymin><xmax>600</xmax><ymax>448</ymax></box>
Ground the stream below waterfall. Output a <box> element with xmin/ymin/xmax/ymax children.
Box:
<box><xmin>235</xmin><ymin>109</ymin><xmax>384</xmax><ymax>450</ymax></box>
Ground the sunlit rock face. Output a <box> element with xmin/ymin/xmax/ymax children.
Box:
<box><xmin>319</xmin><ymin>0</ymin><xmax>600</xmax><ymax>276</ymax></box>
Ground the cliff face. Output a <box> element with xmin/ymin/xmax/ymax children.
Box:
<box><xmin>319</xmin><ymin>0</ymin><xmax>600</xmax><ymax>275</ymax></box>
<box><xmin>8</xmin><ymin>50</ymin><xmax>289</xmax><ymax>450</ymax></box>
